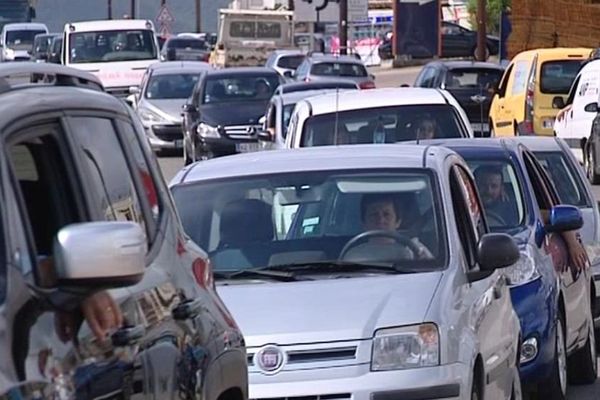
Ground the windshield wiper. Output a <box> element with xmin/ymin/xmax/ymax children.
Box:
<box><xmin>213</xmin><ymin>269</ymin><xmax>300</xmax><ymax>282</ymax></box>
<box><xmin>262</xmin><ymin>260</ymin><xmax>419</xmax><ymax>274</ymax></box>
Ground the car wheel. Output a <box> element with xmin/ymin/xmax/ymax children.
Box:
<box><xmin>539</xmin><ymin>312</ymin><xmax>567</xmax><ymax>400</ymax></box>
<box><xmin>567</xmin><ymin>312</ymin><xmax>598</xmax><ymax>384</ymax></box>
<box><xmin>587</xmin><ymin>146</ymin><xmax>600</xmax><ymax>185</ymax></box>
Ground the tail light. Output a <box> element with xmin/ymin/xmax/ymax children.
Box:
<box><xmin>521</xmin><ymin>55</ymin><xmax>538</xmax><ymax>135</ymax></box>
<box><xmin>359</xmin><ymin>81</ymin><xmax>376</xmax><ymax>90</ymax></box>
<box><xmin>192</xmin><ymin>258</ymin><xmax>214</xmax><ymax>289</ymax></box>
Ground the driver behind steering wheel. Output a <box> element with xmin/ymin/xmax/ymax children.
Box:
<box><xmin>356</xmin><ymin>193</ymin><xmax>433</xmax><ymax>260</ymax></box>
<box><xmin>474</xmin><ymin>165</ymin><xmax>515</xmax><ymax>225</ymax></box>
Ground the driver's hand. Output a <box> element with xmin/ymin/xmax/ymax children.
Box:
<box><xmin>411</xmin><ymin>238</ymin><xmax>434</xmax><ymax>260</ymax></box>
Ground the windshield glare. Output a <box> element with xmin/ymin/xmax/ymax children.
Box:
<box><xmin>301</xmin><ymin>104</ymin><xmax>465</xmax><ymax>146</ymax></box>
<box><xmin>534</xmin><ymin>151</ymin><xmax>590</xmax><ymax>208</ymax></box>
<box><xmin>465</xmin><ymin>159</ymin><xmax>526</xmax><ymax>231</ymax></box>
<box><xmin>6</xmin><ymin>30</ymin><xmax>46</xmax><ymax>47</ymax></box>
<box><xmin>68</xmin><ymin>29</ymin><xmax>157</xmax><ymax>64</ymax></box>
<box><xmin>203</xmin><ymin>75</ymin><xmax>280</xmax><ymax>103</ymax></box>
<box><xmin>172</xmin><ymin>170</ymin><xmax>447</xmax><ymax>276</ymax></box>
<box><xmin>146</xmin><ymin>73</ymin><xmax>199</xmax><ymax>99</ymax></box>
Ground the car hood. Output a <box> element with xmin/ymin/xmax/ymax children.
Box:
<box><xmin>217</xmin><ymin>272</ymin><xmax>443</xmax><ymax>347</ymax></box>
<box><xmin>145</xmin><ymin>99</ymin><xmax>186</xmax><ymax>121</ymax></box>
<box><xmin>199</xmin><ymin>101</ymin><xmax>268</xmax><ymax>126</ymax></box>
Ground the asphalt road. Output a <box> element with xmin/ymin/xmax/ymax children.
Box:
<box><xmin>157</xmin><ymin>65</ymin><xmax>600</xmax><ymax>399</ymax></box>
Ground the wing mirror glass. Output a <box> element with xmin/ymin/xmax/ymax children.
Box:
<box><xmin>585</xmin><ymin>102</ymin><xmax>599</xmax><ymax>113</ymax></box>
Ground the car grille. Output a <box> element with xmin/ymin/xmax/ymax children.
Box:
<box><xmin>106</xmin><ymin>86</ymin><xmax>131</xmax><ymax>98</ymax></box>
<box><xmin>251</xmin><ymin>394</ymin><xmax>351</xmax><ymax>400</ymax></box>
<box><xmin>223</xmin><ymin>124</ymin><xmax>261</xmax><ymax>140</ymax></box>
<box><xmin>247</xmin><ymin>346</ymin><xmax>357</xmax><ymax>366</ymax></box>
<box><xmin>153</xmin><ymin>124</ymin><xmax>183</xmax><ymax>142</ymax></box>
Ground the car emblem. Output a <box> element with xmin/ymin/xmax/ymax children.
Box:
<box><xmin>246</xmin><ymin>126</ymin><xmax>256</xmax><ymax>134</ymax></box>
<box><xmin>255</xmin><ymin>345</ymin><xmax>286</xmax><ymax>374</ymax></box>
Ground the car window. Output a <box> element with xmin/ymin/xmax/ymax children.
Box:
<box><xmin>310</xmin><ymin>62</ymin><xmax>367</xmax><ymax>78</ymax></box>
<box><xmin>68</xmin><ymin>29</ymin><xmax>157</xmax><ymax>64</ymax></box>
<box><xmin>496</xmin><ymin>63</ymin><xmax>514</xmax><ymax>98</ymax></box>
<box><xmin>145</xmin><ymin>73</ymin><xmax>199</xmax><ymax>99</ymax></box>
<box><xmin>417</xmin><ymin>67</ymin><xmax>436</xmax><ymax>88</ymax></box>
<box><xmin>450</xmin><ymin>166</ymin><xmax>481</xmax><ymax>267</ymax></box>
<box><xmin>540</xmin><ymin>60</ymin><xmax>584</xmax><ymax>95</ymax></box>
<box><xmin>203</xmin><ymin>74</ymin><xmax>280</xmax><ymax>103</ymax></box>
<box><xmin>282</xmin><ymin>103</ymin><xmax>296</xmax><ymax>138</ymax></box>
<box><xmin>534</xmin><ymin>151</ymin><xmax>590</xmax><ymax>208</ymax></box>
<box><xmin>277</xmin><ymin>55</ymin><xmax>305</xmax><ymax>70</ymax></box>
<box><xmin>166</xmin><ymin>38</ymin><xmax>207</xmax><ymax>50</ymax></box>
<box><xmin>510</xmin><ymin>60</ymin><xmax>530</xmax><ymax>96</ymax></box>
<box><xmin>445</xmin><ymin>68</ymin><xmax>504</xmax><ymax>90</ymax></box>
<box><xmin>523</xmin><ymin>151</ymin><xmax>555</xmax><ymax>212</ymax></box>
<box><xmin>301</xmin><ymin>104</ymin><xmax>466</xmax><ymax>146</ymax></box>
<box><xmin>6</xmin><ymin>30</ymin><xmax>46</xmax><ymax>46</ymax></box>
<box><xmin>465</xmin><ymin>159</ymin><xmax>526</xmax><ymax>231</ymax></box>
<box><xmin>172</xmin><ymin>169</ymin><xmax>447</xmax><ymax>273</ymax></box>
<box><xmin>565</xmin><ymin>74</ymin><xmax>580</xmax><ymax>106</ymax></box>
<box><xmin>68</xmin><ymin>117</ymin><xmax>149</xmax><ymax>240</ymax></box>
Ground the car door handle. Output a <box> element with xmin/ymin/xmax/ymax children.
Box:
<box><xmin>111</xmin><ymin>325</ymin><xmax>145</xmax><ymax>347</ymax></box>
<box><xmin>172</xmin><ymin>298</ymin><xmax>203</xmax><ymax>320</ymax></box>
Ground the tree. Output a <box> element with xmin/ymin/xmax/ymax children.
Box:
<box><xmin>467</xmin><ymin>0</ymin><xmax>511</xmax><ymax>35</ymax></box>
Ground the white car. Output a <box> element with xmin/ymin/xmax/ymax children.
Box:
<box><xmin>285</xmin><ymin>87</ymin><xmax>474</xmax><ymax>148</ymax></box>
<box><xmin>0</xmin><ymin>23</ymin><xmax>48</xmax><ymax>62</ymax></box>
<box><xmin>553</xmin><ymin>57</ymin><xmax>599</xmax><ymax>164</ymax></box>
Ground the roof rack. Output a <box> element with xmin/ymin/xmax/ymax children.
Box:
<box><xmin>0</xmin><ymin>63</ymin><xmax>104</xmax><ymax>95</ymax></box>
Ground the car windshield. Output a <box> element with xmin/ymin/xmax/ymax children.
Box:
<box><xmin>6</xmin><ymin>30</ymin><xmax>46</xmax><ymax>47</ymax></box>
<box><xmin>203</xmin><ymin>74</ymin><xmax>280</xmax><ymax>103</ymax></box>
<box><xmin>540</xmin><ymin>60</ymin><xmax>584</xmax><ymax>94</ymax></box>
<box><xmin>534</xmin><ymin>151</ymin><xmax>591</xmax><ymax>208</ymax></box>
<box><xmin>282</xmin><ymin>103</ymin><xmax>296</xmax><ymax>137</ymax></box>
<box><xmin>167</xmin><ymin>38</ymin><xmax>207</xmax><ymax>50</ymax></box>
<box><xmin>68</xmin><ymin>29</ymin><xmax>157</xmax><ymax>64</ymax></box>
<box><xmin>172</xmin><ymin>170</ymin><xmax>447</xmax><ymax>276</ymax></box>
<box><xmin>445</xmin><ymin>68</ymin><xmax>503</xmax><ymax>90</ymax></box>
<box><xmin>311</xmin><ymin>62</ymin><xmax>367</xmax><ymax>77</ymax></box>
<box><xmin>277</xmin><ymin>55</ymin><xmax>305</xmax><ymax>69</ymax></box>
<box><xmin>145</xmin><ymin>73</ymin><xmax>200</xmax><ymax>99</ymax></box>
<box><xmin>464</xmin><ymin>159</ymin><xmax>526</xmax><ymax>232</ymax></box>
<box><xmin>34</xmin><ymin>35</ymin><xmax>52</xmax><ymax>53</ymax></box>
<box><xmin>301</xmin><ymin>104</ymin><xmax>466</xmax><ymax>146</ymax></box>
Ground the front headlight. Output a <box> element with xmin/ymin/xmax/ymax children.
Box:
<box><xmin>138</xmin><ymin>108</ymin><xmax>164</xmax><ymax>123</ymax></box>
<box><xmin>196</xmin><ymin>123</ymin><xmax>220</xmax><ymax>138</ymax></box>
<box><xmin>4</xmin><ymin>48</ymin><xmax>15</xmax><ymax>59</ymax></box>
<box><xmin>504</xmin><ymin>251</ymin><xmax>540</xmax><ymax>286</ymax></box>
<box><xmin>371</xmin><ymin>323</ymin><xmax>440</xmax><ymax>371</ymax></box>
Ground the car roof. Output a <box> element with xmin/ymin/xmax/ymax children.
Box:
<box><xmin>426</xmin><ymin>60</ymin><xmax>505</xmax><ymax>70</ymax></box>
<box><xmin>148</xmin><ymin>61</ymin><xmax>211</xmax><ymax>74</ymax></box>
<box><xmin>300</xmin><ymin>88</ymin><xmax>450</xmax><ymax>115</ymax></box>
<box><xmin>417</xmin><ymin>138</ymin><xmax>522</xmax><ymax>159</ymax></box>
<box><xmin>514</xmin><ymin>47</ymin><xmax>592</xmax><ymax>60</ymax></box>
<box><xmin>65</xmin><ymin>19</ymin><xmax>155</xmax><ymax>33</ymax></box>
<box><xmin>509</xmin><ymin>136</ymin><xmax>563</xmax><ymax>152</ymax></box>
<box><xmin>276</xmin><ymin>80</ymin><xmax>359</xmax><ymax>94</ymax></box>
<box><xmin>171</xmin><ymin>144</ymin><xmax>454</xmax><ymax>185</ymax></box>
<box><xmin>3</xmin><ymin>23</ymin><xmax>47</xmax><ymax>31</ymax></box>
<box><xmin>279</xmin><ymin>88</ymin><xmax>354</xmax><ymax>105</ymax></box>
<box><xmin>308</xmin><ymin>55</ymin><xmax>364</xmax><ymax>64</ymax></box>
<box><xmin>205</xmin><ymin>67</ymin><xmax>279</xmax><ymax>77</ymax></box>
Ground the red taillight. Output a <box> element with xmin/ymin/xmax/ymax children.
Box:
<box><xmin>192</xmin><ymin>258</ymin><xmax>214</xmax><ymax>288</ymax></box>
<box><xmin>359</xmin><ymin>81</ymin><xmax>376</xmax><ymax>90</ymax></box>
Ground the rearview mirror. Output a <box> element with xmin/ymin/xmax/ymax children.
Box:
<box><xmin>585</xmin><ymin>102</ymin><xmax>599</xmax><ymax>113</ymax></box>
<box><xmin>469</xmin><ymin>233</ymin><xmax>519</xmax><ymax>281</ymax></box>
<box><xmin>52</xmin><ymin>221</ymin><xmax>146</xmax><ymax>289</ymax></box>
<box><xmin>552</xmin><ymin>96</ymin><xmax>566</xmax><ymax>110</ymax></box>
<box><xmin>546</xmin><ymin>205</ymin><xmax>583</xmax><ymax>233</ymax></box>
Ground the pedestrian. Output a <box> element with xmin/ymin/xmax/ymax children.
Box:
<box><xmin>500</xmin><ymin>6</ymin><xmax>512</xmax><ymax>62</ymax></box>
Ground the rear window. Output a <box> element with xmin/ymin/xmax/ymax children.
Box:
<box><xmin>540</xmin><ymin>60</ymin><xmax>584</xmax><ymax>94</ymax></box>
<box><xmin>277</xmin><ymin>55</ymin><xmax>305</xmax><ymax>70</ymax></box>
<box><xmin>445</xmin><ymin>68</ymin><xmax>504</xmax><ymax>90</ymax></box>
<box><xmin>311</xmin><ymin>62</ymin><xmax>367</xmax><ymax>78</ymax></box>
<box><xmin>167</xmin><ymin>38</ymin><xmax>207</xmax><ymax>50</ymax></box>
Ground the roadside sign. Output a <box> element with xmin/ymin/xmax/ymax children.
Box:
<box><xmin>294</xmin><ymin>0</ymin><xmax>368</xmax><ymax>23</ymax></box>
<box><xmin>156</xmin><ymin>4</ymin><xmax>175</xmax><ymax>24</ymax></box>
<box><xmin>159</xmin><ymin>24</ymin><xmax>172</xmax><ymax>37</ymax></box>
<box><xmin>348</xmin><ymin>0</ymin><xmax>368</xmax><ymax>23</ymax></box>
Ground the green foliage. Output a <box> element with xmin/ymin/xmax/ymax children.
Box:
<box><xmin>467</xmin><ymin>0</ymin><xmax>511</xmax><ymax>35</ymax></box>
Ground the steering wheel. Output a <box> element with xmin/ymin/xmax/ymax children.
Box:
<box><xmin>485</xmin><ymin>210</ymin><xmax>506</xmax><ymax>227</ymax></box>
<box><xmin>339</xmin><ymin>230</ymin><xmax>423</xmax><ymax>261</ymax></box>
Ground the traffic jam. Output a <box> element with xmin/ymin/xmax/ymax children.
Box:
<box><xmin>1</xmin><ymin>1</ymin><xmax>600</xmax><ymax>400</ymax></box>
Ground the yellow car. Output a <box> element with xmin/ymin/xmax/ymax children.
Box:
<box><xmin>489</xmin><ymin>47</ymin><xmax>591</xmax><ymax>136</ymax></box>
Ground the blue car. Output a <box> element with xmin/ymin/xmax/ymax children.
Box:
<box><xmin>427</xmin><ymin>138</ymin><xmax>597</xmax><ymax>399</ymax></box>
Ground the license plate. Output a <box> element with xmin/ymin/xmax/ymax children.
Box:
<box><xmin>174</xmin><ymin>139</ymin><xmax>183</xmax><ymax>148</ymax></box>
<box><xmin>236</xmin><ymin>142</ymin><xmax>260</xmax><ymax>153</ymax></box>
<box><xmin>471</xmin><ymin>123</ymin><xmax>489</xmax><ymax>132</ymax></box>
<box><xmin>543</xmin><ymin>119</ymin><xmax>555</xmax><ymax>129</ymax></box>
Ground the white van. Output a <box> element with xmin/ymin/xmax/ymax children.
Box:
<box><xmin>553</xmin><ymin>57</ymin><xmax>599</xmax><ymax>163</ymax></box>
<box><xmin>62</xmin><ymin>19</ymin><xmax>160</xmax><ymax>97</ymax></box>
<box><xmin>0</xmin><ymin>23</ymin><xmax>48</xmax><ymax>61</ymax></box>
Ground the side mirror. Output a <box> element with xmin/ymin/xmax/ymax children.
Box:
<box><xmin>283</xmin><ymin>70</ymin><xmax>293</xmax><ymax>78</ymax></box>
<box><xmin>552</xmin><ymin>96</ymin><xmax>566</xmax><ymax>110</ymax></box>
<box><xmin>400</xmin><ymin>83</ymin><xmax>410</xmax><ymax>88</ymax></box>
<box><xmin>258</xmin><ymin>130</ymin><xmax>273</xmax><ymax>142</ymax></box>
<box><xmin>469</xmin><ymin>233</ymin><xmax>520</xmax><ymax>281</ymax></box>
<box><xmin>52</xmin><ymin>221</ymin><xmax>146</xmax><ymax>289</ymax></box>
<box><xmin>546</xmin><ymin>205</ymin><xmax>583</xmax><ymax>233</ymax></box>
<box><xmin>182</xmin><ymin>103</ymin><xmax>197</xmax><ymax>113</ymax></box>
<box><xmin>125</xmin><ymin>94</ymin><xmax>136</xmax><ymax>107</ymax></box>
<box><xmin>129</xmin><ymin>86</ymin><xmax>140</xmax><ymax>95</ymax></box>
<box><xmin>585</xmin><ymin>102</ymin><xmax>599</xmax><ymax>113</ymax></box>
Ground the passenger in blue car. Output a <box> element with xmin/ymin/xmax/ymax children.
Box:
<box><xmin>474</xmin><ymin>165</ymin><xmax>517</xmax><ymax>226</ymax></box>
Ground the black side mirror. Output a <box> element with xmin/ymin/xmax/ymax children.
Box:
<box><xmin>400</xmin><ymin>84</ymin><xmax>410</xmax><ymax>88</ymax></box>
<box><xmin>258</xmin><ymin>130</ymin><xmax>273</xmax><ymax>142</ymax></box>
<box><xmin>166</xmin><ymin>48</ymin><xmax>177</xmax><ymax>61</ymax></box>
<box><xmin>585</xmin><ymin>102</ymin><xmax>599</xmax><ymax>113</ymax></box>
<box><xmin>552</xmin><ymin>96</ymin><xmax>566</xmax><ymax>110</ymax></box>
<box><xmin>182</xmin><ymin>103</ymin><xmax>197</xmax><ymax>113</ymax></box>
<box><xmin>469</xmin><ymin>233</ymin><xmax>519</xmax><ymax>281</ymax></box>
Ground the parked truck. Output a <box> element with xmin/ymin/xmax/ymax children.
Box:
<box><xmin>210</xmin><ymin>8</ymin><xmax>295</xmax><ymax>68</ymax></box>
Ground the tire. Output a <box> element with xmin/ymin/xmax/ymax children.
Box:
<box><xmin>539</xmin><ymin>313</ymin><xmax>568</xmax><ymax>400</ymax></box>
<box><xmin>567</xmin><ymin>313</ymin><xmax>598</xmax><ymax>385</ymax></box>
<box><xmin>587</xmin><ymin>145</ymin><xmax>600</xmax><ymax>185</ymax></box>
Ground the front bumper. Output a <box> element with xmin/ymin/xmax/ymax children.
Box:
<box><xmin>144</xmin><ymin>124</ymin><xmax>183</xmax><ymax>151</ymax></box>
<box><xmin>249</xmin><ymin>362</ymin><xmax>467</xmax><ymax>400</ymax></box>
<box><xmin>199</xmin><ymin>135</ymin><xmax>260</xmax><ymax>157</ymax></box>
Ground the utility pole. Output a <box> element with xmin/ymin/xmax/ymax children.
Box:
<box><xmin>108</xmin><ymin>0</ymin><xmax>113</xmax><ymax>19</ymax></box>
<box><xmin>196</xmin><ymin>0</ymin><xmax>201</xmax><ymax>32</ymax></box>
<box><xmin>131</xmin><ymin>0</ymin><xmax>136</xmax><ymax>18</ymax></box>
<box><xmin>476</xmin><ymin>0</ymin><xmax>487</xmax><ymax>61</ymax></box>
<box><xmin>338</xmin><ymin>0</ymin><xmax>348</xmax><ymax>55</ymax></box>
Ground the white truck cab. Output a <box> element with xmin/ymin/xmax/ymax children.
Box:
<box><xmin>62</xmin><ymin>19</ymin><xmax>160</xmax><ymax>97</ymax></box>
<box><xmin>0</xmin><ymin>23</ymin><xmax>48</xmax><ymax>61</ymax></box>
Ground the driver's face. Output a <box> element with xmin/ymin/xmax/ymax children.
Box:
<box><xmin>364</xmin><ymin>201</ymin><xmax>401</xmax><ymax>232</ymax></box>
<box><xmin>477</xmin><ymin>174</ymin><xmax>503</xmax><ymax>204</ymax></box>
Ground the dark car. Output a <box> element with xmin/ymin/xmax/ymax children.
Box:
<box><xmin>46</xmin><ymin>35</ymin><xmax>62</xmax><ymax>64</ymax></box>
<box><xmin>0</xmin><ymin>63</ymin><xmax>248</xmax><ymax>399</ymax></box>
<box><xmin>31</xmin><ymin>32</ymin><xmax>60</xmax><ymax>62</ymax></box>
<box><xmin>160</xmin><ymin>36</ymin><xmax>211</xmax><ymax>62</ymax></box>
<box><xmin>441</xmin><ymin>21</ymin><xmax>499</xmax><ymax>59</ymax></box>
<box><xmin>427</xmin><ymin>138</ymin><xmax>597</xmax><ymax>398</ymax></box>
<box><xmin>414</xmin><ymin>61</ymin><xmax>505</xmax><ymax>137</ymax></box>
<box><xmin>182</xmin><ymin>67</ymin><xmax>283</xmax><ymax>163</ymax></box>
